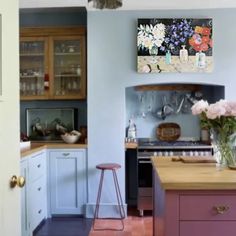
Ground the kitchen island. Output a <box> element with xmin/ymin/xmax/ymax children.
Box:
<box><xmin>152</xmin><ymin>157</ymin><xmax>236</xmax><ymax>236</ymax></box>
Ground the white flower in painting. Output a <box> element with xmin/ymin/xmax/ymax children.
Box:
<box><xmin>137</xmin><ymin>22</ymin><xmax>166</xmax><ymax>54</ymax></box>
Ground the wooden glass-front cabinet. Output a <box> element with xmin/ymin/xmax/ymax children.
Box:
<box><xmin>20</xmin><ymin>27</ymin><xmax>86</xmax><ymax>100</ymax></box>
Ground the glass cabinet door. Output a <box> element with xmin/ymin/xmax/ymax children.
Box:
<box><xmin>20</xmin><ymin>37</ymin><xmax>48</xmax><ymax>99</ymax></box>
<box><xmin>52</xmin><ymin>36</ymin><xmax>85</xmax><ymax>99</ymax></box>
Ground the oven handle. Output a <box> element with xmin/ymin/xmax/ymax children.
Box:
<box><xmin>138</xmin><ymin>160</ymin><xmax>152</xmax><ymax>164</ymax></box>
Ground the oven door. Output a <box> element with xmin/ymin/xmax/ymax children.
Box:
<box><xmin>138</xmin><ymin>157</ymin><xmax>152</xmax><ymax>188</ymax></box>
<box><xmin>137</xmin><ymin>157</ymin><xmax>153</xmax><ymax>215</ymax></box>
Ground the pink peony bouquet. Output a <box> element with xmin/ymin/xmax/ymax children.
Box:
<box><xmin>192</xmin><ymin>99</ymin><xmax>236</xmax><ymax>166</ymax></box>
<box><xmin>191</xmin><ymin>99</ymin><xmax>236</xmax><ymax>141</ymax></box>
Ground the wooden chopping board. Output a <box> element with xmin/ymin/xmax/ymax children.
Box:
<box><xmin>172</xmin><ymin>156</ymin><xmax>216</xmax><ymax>163</ymax></box>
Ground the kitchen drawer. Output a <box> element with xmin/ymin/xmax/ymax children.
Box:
<box><xmin>30</xmin><ymin>198</ymin><xmax>46</xmax><ymax>231</ymax></box>
<box><xmin>29</xmin><ymin>177</ymin><xmax>47</xmax><ymax>230</ymax></box>
<box><xmin>180</xmin><ymin>221</ymin><xmax>236</xmax><ymax>236</ymax></box>
<box><xmin>28</xmin><ymin>152</ymin><xmax>46</xmax><ymax>182</ymax></box>
<box><xmin>180</xmin><ymin>194</ymin><xmax>236</xmax><ymax>221</ymax></box>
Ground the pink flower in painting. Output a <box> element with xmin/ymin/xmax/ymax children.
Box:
<box><xmin>191</xmin><ymin>99</ymin><xmax>209</xmax><ymax>115</ymax></box>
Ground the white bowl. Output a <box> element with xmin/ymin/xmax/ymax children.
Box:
<box><xmin>61</xmin><ymin>134</ymin><xmax>80</xmax><ymax>144</ymax></box>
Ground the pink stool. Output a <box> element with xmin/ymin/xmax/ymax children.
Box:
<box><xmin>93</xmin><ymin>163</ymin><xmax>125</xmax><ymax>231</ymax></box>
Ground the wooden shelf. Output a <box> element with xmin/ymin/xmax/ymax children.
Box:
<box><xmin>135</xmin><ymin>84</ymin><xmax>202</xmax><ymax>91</ymax></box>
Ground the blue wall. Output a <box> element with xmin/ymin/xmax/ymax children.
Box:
<box><xmin>87</xmin><ymin>8</ymin><xmax>236</xmax><ymax>216</ymax></box>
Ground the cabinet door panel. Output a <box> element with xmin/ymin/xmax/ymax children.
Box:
<box><xmin>180</xmin><ymin>221</ymin><xmax>236</xmax><ymax>236</ymax></box>
<box><xmin>49</xmin><ymin>150</ymin><xmax>86</xmax><ymax>215</ymax></box>
<box><xmin>52</xmin><ymin>36</ymin><xmax>86</xmax><ymax>99</ymax></box>
<box><xmin>20</xmin><ymin>37</ymin><xmax>49</xmax><ymax>100</ymax></box>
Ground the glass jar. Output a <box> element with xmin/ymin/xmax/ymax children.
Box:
<box><xmin>195</xmin><ymin>51</ymin><xmax>206</xmax><ymax>68</ymax></box>
<box><xmin>179</xmin><ymin>45</ymin><xmax>188</xmax><ymax>63</ymax></box>
<box><xmin>165</xmin><ymin>50</ymin><xmax>171</xmax><ymax>64</ymax></box>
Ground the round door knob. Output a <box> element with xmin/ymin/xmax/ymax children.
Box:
<box><xmin>10</xmin><ymin>175</ymin><xmax>25</xmax><ymax>188</ymax></box>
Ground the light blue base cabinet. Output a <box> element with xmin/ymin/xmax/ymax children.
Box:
<box><xmin>48</xmin><ymin>149</ymin><xmax>87</xmax><ymax>215</ymax></box>
<box><xmin>20</xmin><ymin>150</ymin><xmax>47</xmax><ymax>236</ymax></box>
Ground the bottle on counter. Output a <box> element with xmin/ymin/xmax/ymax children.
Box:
<box><xmin>127</xmin><ymin>119</ymin><xmax>137</xmax><ymax>140</ymax></box>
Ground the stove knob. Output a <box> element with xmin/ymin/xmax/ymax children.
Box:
<box><xmin>194</xmin><ymin>151</ymin><xmax>199</xmax><ymax>156</ymax></box>
<box><xmin>182</xmin><ymin>151</ymin><xmax>186</xmax><ymax>156</ymax></box>
<box><xmin>199</xmin><ymin>151</ymin><xmax>204</xmax><ymax>156</ymax></box>
<box><xmin>158</xmin><ymin>151</ymin><xmax>162</xmax><ymax>156</ymax></box>
<box><xmin>164</xmin><ymin>151</ymin><xmax>169</xmax><ymax>156</ymax></box>
<box><xmin>189</xmin><ymin>151</ymin><xmax>193</xmax><ymax>156</ymax></box>
<box><xmin>169</xmin><ymin>151</ymin><xmax>174</xmax><ymax>156</ymax></box>
<box><xmin>154</xmin><ymin>152</ymin><xmax>157</xmax><ymax>156</ymax></box>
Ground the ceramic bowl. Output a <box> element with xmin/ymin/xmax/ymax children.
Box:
<box><xmin>61</xmin><ymin>133</ymin><xmax>81</xmax><ymax>144</ymax></box>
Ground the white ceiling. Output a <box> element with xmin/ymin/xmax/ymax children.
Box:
<box><xmin>19</xmin><ymin>0</ymin><xmax>236</xmax><ymax>10</ymax></box>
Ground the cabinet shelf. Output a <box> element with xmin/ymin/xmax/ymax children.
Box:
<box><xmin>20</xmin><ymin>75</ymin><xmax>44</xmax><ymax>78</ymax></box>
<box><xmin>55</xmin><ymin>74</ymin><xmax>79</xmax><ymax>77</ymax></box>
<box><xmin>20</xmin><ymin>53</ymin><xmax>44</xmax><ymax>57</ymax></box>
<box><xmin>54</xmin><ymin>52</ymin><xmax>81</xmax><ymax>56</ymax></box>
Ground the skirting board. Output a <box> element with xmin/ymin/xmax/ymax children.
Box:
<box><xmin>85</xmin><ymin>203</ymin><xmax>127</xmax><ymax>218</ymax></box>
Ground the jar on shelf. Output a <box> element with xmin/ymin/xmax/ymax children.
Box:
<box><xmin>179</xmin><ymin>45</ymin><xmax>188</xmax><ymax>63</ymax></box>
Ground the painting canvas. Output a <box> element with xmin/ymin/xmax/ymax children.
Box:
<box><xmin>137</xmin><ymin>18</ymin><xmax>213</xmax><ymax>73</ymax></box>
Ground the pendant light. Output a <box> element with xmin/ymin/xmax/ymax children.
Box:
<box><xmin>89</xmin><ymin>0</ymin><xmax>123</xmax><ymax>9</ymax></box>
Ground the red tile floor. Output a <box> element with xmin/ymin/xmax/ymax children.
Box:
<box><xmin>89</xmin><ymin>208</ymin><xmax>153</xmax><ymax>236</ymax></box>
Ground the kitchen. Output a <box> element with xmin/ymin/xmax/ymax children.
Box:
<box><xmin>2</xmin><ymin>1</ymin><xmax>236</xmax><ymax>236</ymax></box>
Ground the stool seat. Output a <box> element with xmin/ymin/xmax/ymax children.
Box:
<box><xmin>96</xmin><ymin>163</ymin><xmax>121</xmax><ymax>170</ymax></box>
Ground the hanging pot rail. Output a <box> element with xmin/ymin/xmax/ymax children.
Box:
<box><xmin>135</xmin><ymin>84</ymin><xmax>202</xmax><ymax>91</ymax></box>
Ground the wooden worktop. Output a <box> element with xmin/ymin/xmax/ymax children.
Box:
<box><xmin>21</xmin><ymin>142</ymin><xmax>87</xmax><ymax>158</ymax></box>
<box><xmin>152</xmin><ymin>157</ymin><xmax>236</xmax><ymax>190</ymax></box>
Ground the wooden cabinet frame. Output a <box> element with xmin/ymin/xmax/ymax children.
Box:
<box><xmin>20</xmin><ymin>27</ymin><xmax>86</xmax><ymax>100</ymax></box>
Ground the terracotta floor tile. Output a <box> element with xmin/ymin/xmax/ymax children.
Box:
<box><xmin>89</xmin><ymin>208</ymin><xmax>153</xmax><ymax>236</ymax></box>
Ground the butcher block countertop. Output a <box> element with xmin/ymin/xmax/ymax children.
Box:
<box><xmin>152</xmin><ymin>157</ymin><xmax>236</xmax><ymax>190</ymax></box>
<box><xmin>21</xmin><ymin>142</ymin><xmax>87</xmax><ymax>158</ymax></box>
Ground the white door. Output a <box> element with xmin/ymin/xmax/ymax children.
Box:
<box><xmin>0</xmin><ymin>1</ymin><xmax>20</xmax><ymax>236</ymax></box>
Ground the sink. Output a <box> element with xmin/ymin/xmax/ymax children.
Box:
<box><xmin>20</xmin><ymin>141</ymin><xmax>31</xmax><ymax>151</ymax></box>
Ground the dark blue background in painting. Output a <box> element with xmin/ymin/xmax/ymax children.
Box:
<box><xmin>137</xmin><ymin>18</ymin><xmax>213</xmax><ymax>56</ymax></box>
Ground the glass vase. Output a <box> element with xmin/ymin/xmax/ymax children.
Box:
<box><xmin>179</xmin><ymin>45</ymin><xmax>188</xmax><ymax>63</ymax></box>
<box><xmin>149</xmin><ymin>45</ymin><xmax>158</xmax><ymax>56</ymax></box>
<box><xmin>195</xmin><ymin>51</ymin><xmax>206</xmax><ymax>68</ymax></box>
<box><xmin>165</xmin><ymin>50</ymin><xmax>171</xmax><ymax>64</ymax></box>
<box><xmin>211</xmin><ymin>129</ymin><xmax>236</xmax><ymax>169</ymax></box>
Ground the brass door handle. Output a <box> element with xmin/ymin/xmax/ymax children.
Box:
<box><xmin>10</xmin><ymin>175</ymin><xmax>25</xmax><ymax>188</ymax></box>
<box><xmin>213</xmin><ymin>205</ymin><xmax>229</xmax><ymax>214</ymax></box>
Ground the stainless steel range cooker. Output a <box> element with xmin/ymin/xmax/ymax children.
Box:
<box><xmin>137</xmin><ymin>139</ymin><xmax>213</xmax><ymax>216</ymax></box>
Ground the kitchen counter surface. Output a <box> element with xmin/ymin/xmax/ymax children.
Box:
<box><xmin>125</xmin><ymin>142</ymin><xmax>138</xmax><ymax>149</ymax></box>
<box><xmin>21</xmin><ymin>142</ymin><xmax>87</xmax><ymax>158</ymax></box>
<box><xmin>152</xmin><ymin>157</ymin><xmax>236</xmax><ymax>190</ymax></box>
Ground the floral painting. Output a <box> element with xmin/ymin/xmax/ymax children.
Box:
<box><xmin>137</xmin><ymin>18</ymin><xmax>213</xmax><ymax>73</ymax></box>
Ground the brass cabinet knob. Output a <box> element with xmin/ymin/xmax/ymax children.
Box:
<box><xmin>213</xmin><ymin>205</ymin><xmax>229</xmax><ymax>214</ymax></box>
<box><xmin>10</xmin><ymin>175</ymin><xmax>26</xmax><ymax>188</ymax></box>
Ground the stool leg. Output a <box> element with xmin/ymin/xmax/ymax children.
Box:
<box><xmin>93</xmin><ymin>169</ymin><xmax>104</xmax><ymax>229</ymax></box>
<box><xmin>112</xmin><ymin>170</ymin><xmax>125</xmax><ymax>230</ymax></box>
